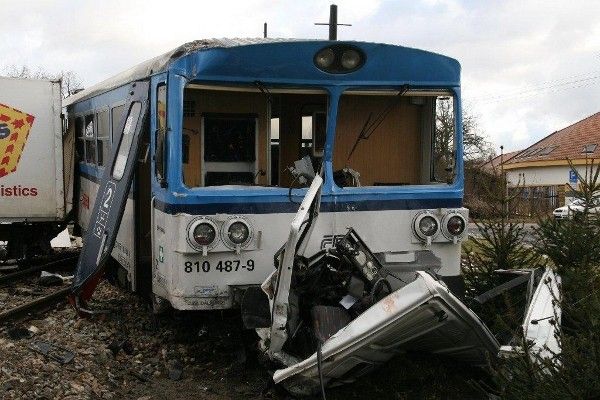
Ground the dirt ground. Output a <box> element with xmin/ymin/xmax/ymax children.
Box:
<box><xmin>0</xmin><ymin>276</ymin><xmax>488</xmax><ymax>400</ymax></box>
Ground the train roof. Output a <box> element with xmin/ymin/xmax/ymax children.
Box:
<box><xmin>65</xmin><ymin>38</ymin><xmax>458</xmax><ymax>106</ymax></box>
<box><xmin>64</xmin><ymin>38</ymin><xmax>301</xmax><ymax>105</ymax></box>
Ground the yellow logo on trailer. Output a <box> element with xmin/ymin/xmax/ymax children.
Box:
<box><xmin>0</xmin><ymin>103</ymin><xmax>35</xmax><ymax>178</ymax></box>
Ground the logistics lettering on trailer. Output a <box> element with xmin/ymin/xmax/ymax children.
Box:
<box><xmin>0</xmin><ymin>184</ymin><xmax>38</xmax><ymax>197</ymax></box>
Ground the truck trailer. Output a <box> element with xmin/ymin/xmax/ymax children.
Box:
<box><xmin>0</xmin><ymin>77</ymin><xmax>71</xmax><ymax>258</ymax></box>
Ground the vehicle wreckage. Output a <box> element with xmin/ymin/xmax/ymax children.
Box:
<box><xmin>242</xmin><ymin>175</ymin><xmax>562</xmax><ymax>396</ymax></box>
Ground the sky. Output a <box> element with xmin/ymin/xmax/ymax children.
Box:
<box><xmin>1</xmin><ymin>0</ymin><xmax>599</xmax><ymax>154</ymax></box>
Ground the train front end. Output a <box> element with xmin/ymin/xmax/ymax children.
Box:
<box><xmin>150</xmin><ymin>39</ymin><xmax>466</xmax><ymax>311</ymax></box>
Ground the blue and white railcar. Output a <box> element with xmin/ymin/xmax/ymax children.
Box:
<box><xmin>65</xmin><ymin>38</ymin><xmax>467</xmax><ymax>310</ymax></box>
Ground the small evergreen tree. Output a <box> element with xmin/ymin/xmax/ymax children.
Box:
<box><xmin>488</xmin><ymin>159</ymin><xmax>600</xmax><ymax>399</ymax></box>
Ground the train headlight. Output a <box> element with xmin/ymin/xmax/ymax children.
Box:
<box><xmin>315</xmin><ymin>48</ymin><xmax>335</xmax><ymax>69</ymax></box>
<box><xmin>193</xmin><ymin>223</ymin><xmax>216</xmax><ymax>246</ymax></box>
<box><xmin>419</xmin><ymin>216</ymin><xmax>438</xmax><ymax>237</ymax></box>
<box><xmin>222</xmin><ymin>218</ymin><xmax>253</xmax><ymax>250</ymax></box>
<box><xmin>341</xmin><ymin>49</ymin><xmax>361</xmax><ymax>70</ymax></box>
<box><xmin>228</xmin><ymin>221</ymin><xmax>250</xmax><ymax>245</ymax></box>
<box><xmin>413</xmin><ymin>212</ymin><xmax>440</xmax><ymax>244</ymax></box>
<box><xmin>187</xmin><ymin>218</ymin><xmax>219</xmax><ymax>252</ymax></box>
<box><xmin>314</xmin><ymin>45</ymin><xmax>365</xmax><ymax>73</ymax></box>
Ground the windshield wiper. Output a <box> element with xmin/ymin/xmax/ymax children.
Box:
<box><xmin>345</xmin><ymin>84</ymin><xmax>409</xmax><ymax>164</ymax></box>
<box><xmin>254</xmin><ymin>80</ymin><xmax>272</xmax><ymax>105</ymax></box>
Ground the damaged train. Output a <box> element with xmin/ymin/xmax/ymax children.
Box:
<box><xmin>65</xmin><ymin>38</ymin><xmax>469</xmax><ymax>309</ymax></box>
<box><xmin>0</xmin><ymin>37</ymin><xmax>559</xmax><ymax>393</ymax></box>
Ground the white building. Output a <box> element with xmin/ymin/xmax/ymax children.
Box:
<box><xmin>503</xmin><ymin>112</ymin><xmax>600</xmax><ymax>214</ymax></box>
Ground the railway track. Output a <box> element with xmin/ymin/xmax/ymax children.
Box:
<box><xmin>0</xmin><ymin>252</ymin><xmax>79</xmax><ymax>324</ymax></box>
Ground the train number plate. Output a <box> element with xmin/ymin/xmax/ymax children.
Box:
<box><xmin>183</xmin><ymin>259</ymin><xmax>255</xmax><ymax>273</ymax></box>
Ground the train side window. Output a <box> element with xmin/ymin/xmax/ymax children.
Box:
<box><xmin>111</xmin><ymin>104</ymin><xmax>126</xmax><ymax>144</ymax></box>
<box><xmin>84</xmin><ymin>114</ymin><xmax>96</xmax><ymax>164</ymax></box>
<box><xmin>96</xmin><ymin>110</ymin><xmax>110</xmax><ymax>167</ymax></box>
<box><xmin>155</xmin><ymin>84</ymin><xmax>167</xmax><ymax>184</ymax></box>
<box><xmin>112</xmin><ymin>102</ymin><xmax>142</xmax><ymax>180</ymax></box>
<box><xmin>432</xmin><ymin>97</ymin><xmax>455</xmax><ymax>183</ymax></box>
<box><xmin>75</xmin><ymin>117</ymin><xmax>85</xmax><ymax>162</ymax></box>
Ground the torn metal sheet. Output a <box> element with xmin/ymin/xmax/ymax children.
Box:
<box><xmin>500</xmin><ymin>268</ymin><xmax>561</xmax><ymax>361</ymax></box>
<box><xmin>268</xmin><ymin>174</ymin><xmax>322</xmax><ymax>356</ymax></box>
<box><xmin>271</xmin><ymin>272</ymin><xmax>499</xmax><ymax>395</ymax></box>
<box><xmin>70</xmin><ymin>81</ymin><xmax>149</xmax><ymax>307</ymax></box>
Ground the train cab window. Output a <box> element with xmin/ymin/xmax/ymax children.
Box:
<box><xmin>333</xmin><ymin>91</ymin><xmax>456</xmax><ymax>187</ymax></box>
<box><xmin>84</xmin><ymin>114</ymin><xmax>96</xmax><ymax>164</ymax></box>
<box><xmin>112</xmin><ymin>102</ymin><xmax>142</xmax><ymax>180</ymax></box>
<box><xmin>96</xmin><ymin>110</ymin><xmax>110</xmax><ymax>167</ymax></box>
<box><xmin>155</xmin><ymin>84</ymin><xmax>167</xmax><ymax>183</ymax></box>
<box><xmin>75</xmin><ymin>117</ymin><xmax>85</xmax><ymax>162</ymax></box>
<box><xmin>181</xmin><ymin>86</ymin><xmax>327</xmax><ymax>188</ymax></box>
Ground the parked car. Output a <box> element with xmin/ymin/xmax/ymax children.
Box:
<box><xmin>553</xmin><ymin>198</ymin><xmax>599</xmax><ymax>219</ymax></box>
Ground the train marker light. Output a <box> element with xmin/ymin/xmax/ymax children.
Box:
<box><xmin>442</xmin><ymin>213</ymin><xmax>467</xmax><ymax>243</ymax></box>
<box><xmin>187</xmin><ymin>218</ymin><xmax>219</xmax><ymax>254</ymax></box>
<box><xmin>193</xmin><ymin>223</ymin><xmax>217</xmax><ymax>246</ymax></box>
<box><xmin>447</xmin><ymin>215</ymin><xmax>465</xmax><ymax>236</ymax></box>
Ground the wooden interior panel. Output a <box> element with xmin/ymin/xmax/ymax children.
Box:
<box><xmin>333</xmin><ymin>96</ymin><xmax>423</xmax><ymax>186</ymax></box>
<box><xmin>182</xmin><ymin>89</ymin><xmax>269</xmax><ymax>187</ymax></box>
<box><xmin>272</xmin><ymin>93</ymin><xmax>328</xmax><ymax>186</ymax></box>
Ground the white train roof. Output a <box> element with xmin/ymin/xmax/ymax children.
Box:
<box><xmin>64</xmin><ymin>38</ymin><xmax>303</xmax><ymax>106</ymax></box>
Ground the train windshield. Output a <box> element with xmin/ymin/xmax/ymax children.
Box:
<box><xmin>333</xmin><ymin>90</ymin><xmax>456</xmax><ymax>187</ymax></box>
<box><xmin>181</xmin><ymin>85</ymin><xmax>328</xmax><ymax>188</ymax></box>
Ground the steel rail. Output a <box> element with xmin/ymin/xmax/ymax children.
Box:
<box><xmin>0</xmin><ymin>254</ymin><xmax>79</xmax><ymax>287</ymax></box>
<box><xmin>0</xmin><ymin>287</ymin><xmax>71</xmax><ymax>324</ymax></box>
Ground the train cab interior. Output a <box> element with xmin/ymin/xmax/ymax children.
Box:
<box><xmin>180</xmin><ymin>85</ymin><xmax>456</xmax><ymax>189</ymax></box>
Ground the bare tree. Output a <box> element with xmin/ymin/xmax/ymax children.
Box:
<box><xmin>435</xmin><ymin>99</ymin><xmax>494</xmax><ymax>162</ymax></box>
<box><xmin>2</xmin><ymin>65</ymin><xmax>83</xmax><ymax>98</ymax></box>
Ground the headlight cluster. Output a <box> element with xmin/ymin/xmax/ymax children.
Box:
<box><xmin>413</xmin><ymin>211</ymin><xmax>466</xmax><ymax>244</ymax></box>
<box><xmin>314</xmin><ymin>44</ymin><xmax>365</xmax><ymax>74</ymax></box>
<box><xmin>187</xmin><ymin>217</ymin><xmax>252</xmax><ymax>251</ymax></box>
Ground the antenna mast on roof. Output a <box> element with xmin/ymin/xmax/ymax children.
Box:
<box><xmin>315</xmin><ymin>4</ymin><xmax>351</xmax><ymax>40</ymax></box>
<box><xmin>264</xmin><ymin>22</ymin><xmax>268</xmax><ymax>38</ymax></box>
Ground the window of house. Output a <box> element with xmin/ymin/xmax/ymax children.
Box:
<box><xmin>583</xmin><ymin>144</ymin><xmax>597</xmax><ymax>154</ymax></box>
<box><xmin>96</xmin><ymin>110</ymin><xmax>110</xmax><ymax>166</ymax></box>
<box><xmin>538</xmin><ymin>146</ymin><xmax>557</xmax><ymax>156</ymax></box>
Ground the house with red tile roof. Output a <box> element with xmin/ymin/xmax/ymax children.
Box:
<box><xmin>503</xmin><ymin>111</ymin><xmax>600</xmax><ymax>214</ymax></box>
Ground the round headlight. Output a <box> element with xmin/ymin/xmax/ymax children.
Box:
<box><xmin>341</xmin><ymin>50</ymin><xmax>361</xmax><ymax>70</ymax></box>
<box><xmin>419</xmin><ymin>216</ymin><xmax>439</xmax><ymax>237</ymax></box>
<box><xmin>227</xmin><ymin>221</ymin><xmax>250</xmax><ymax>245</ymax></box>
<box><xmin>315</xmin><ymin>48</ymin><xmax>335</xmax><ymax>69</ymax></box>
<box><xmin>193</xmin><ymin>223</ymin><xmax>216</xmax><ymax>246</ymax></box>
<box><xmin>447</xmin><ymin>215</ymin><xmax>465</xmax><ymax>236</ymax></box>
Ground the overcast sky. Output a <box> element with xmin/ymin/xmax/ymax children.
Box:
<box><xmin>2</xmin><ymin>0</ymin><xmax>599</xmax><ymax>153</ymax></box>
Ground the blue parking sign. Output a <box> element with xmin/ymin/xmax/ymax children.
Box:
<box><xmin>569</xmin><ymin>170</ymin><xmax>578</xmax><ymax>184</ymax></box>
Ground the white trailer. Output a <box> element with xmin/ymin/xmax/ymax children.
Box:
<box><xmin>0</xmin><ymin>77</ymin><xmax>69</xmax><ymax>258</ymax></box>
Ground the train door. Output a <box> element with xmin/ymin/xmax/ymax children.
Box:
<box><xmin>72</xmin><ymin>80</ymin><xmax>150</xmax><ymax>303</ymax></box>
<box><xmin>134</xmin><ymin>110</ymin><xmax>152</xmax><ymax>295</ymax></box>
<box><xmin>149</xmin><ymin>75</ymin><xmax>169</xmax><ymax>306</ymax></box>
